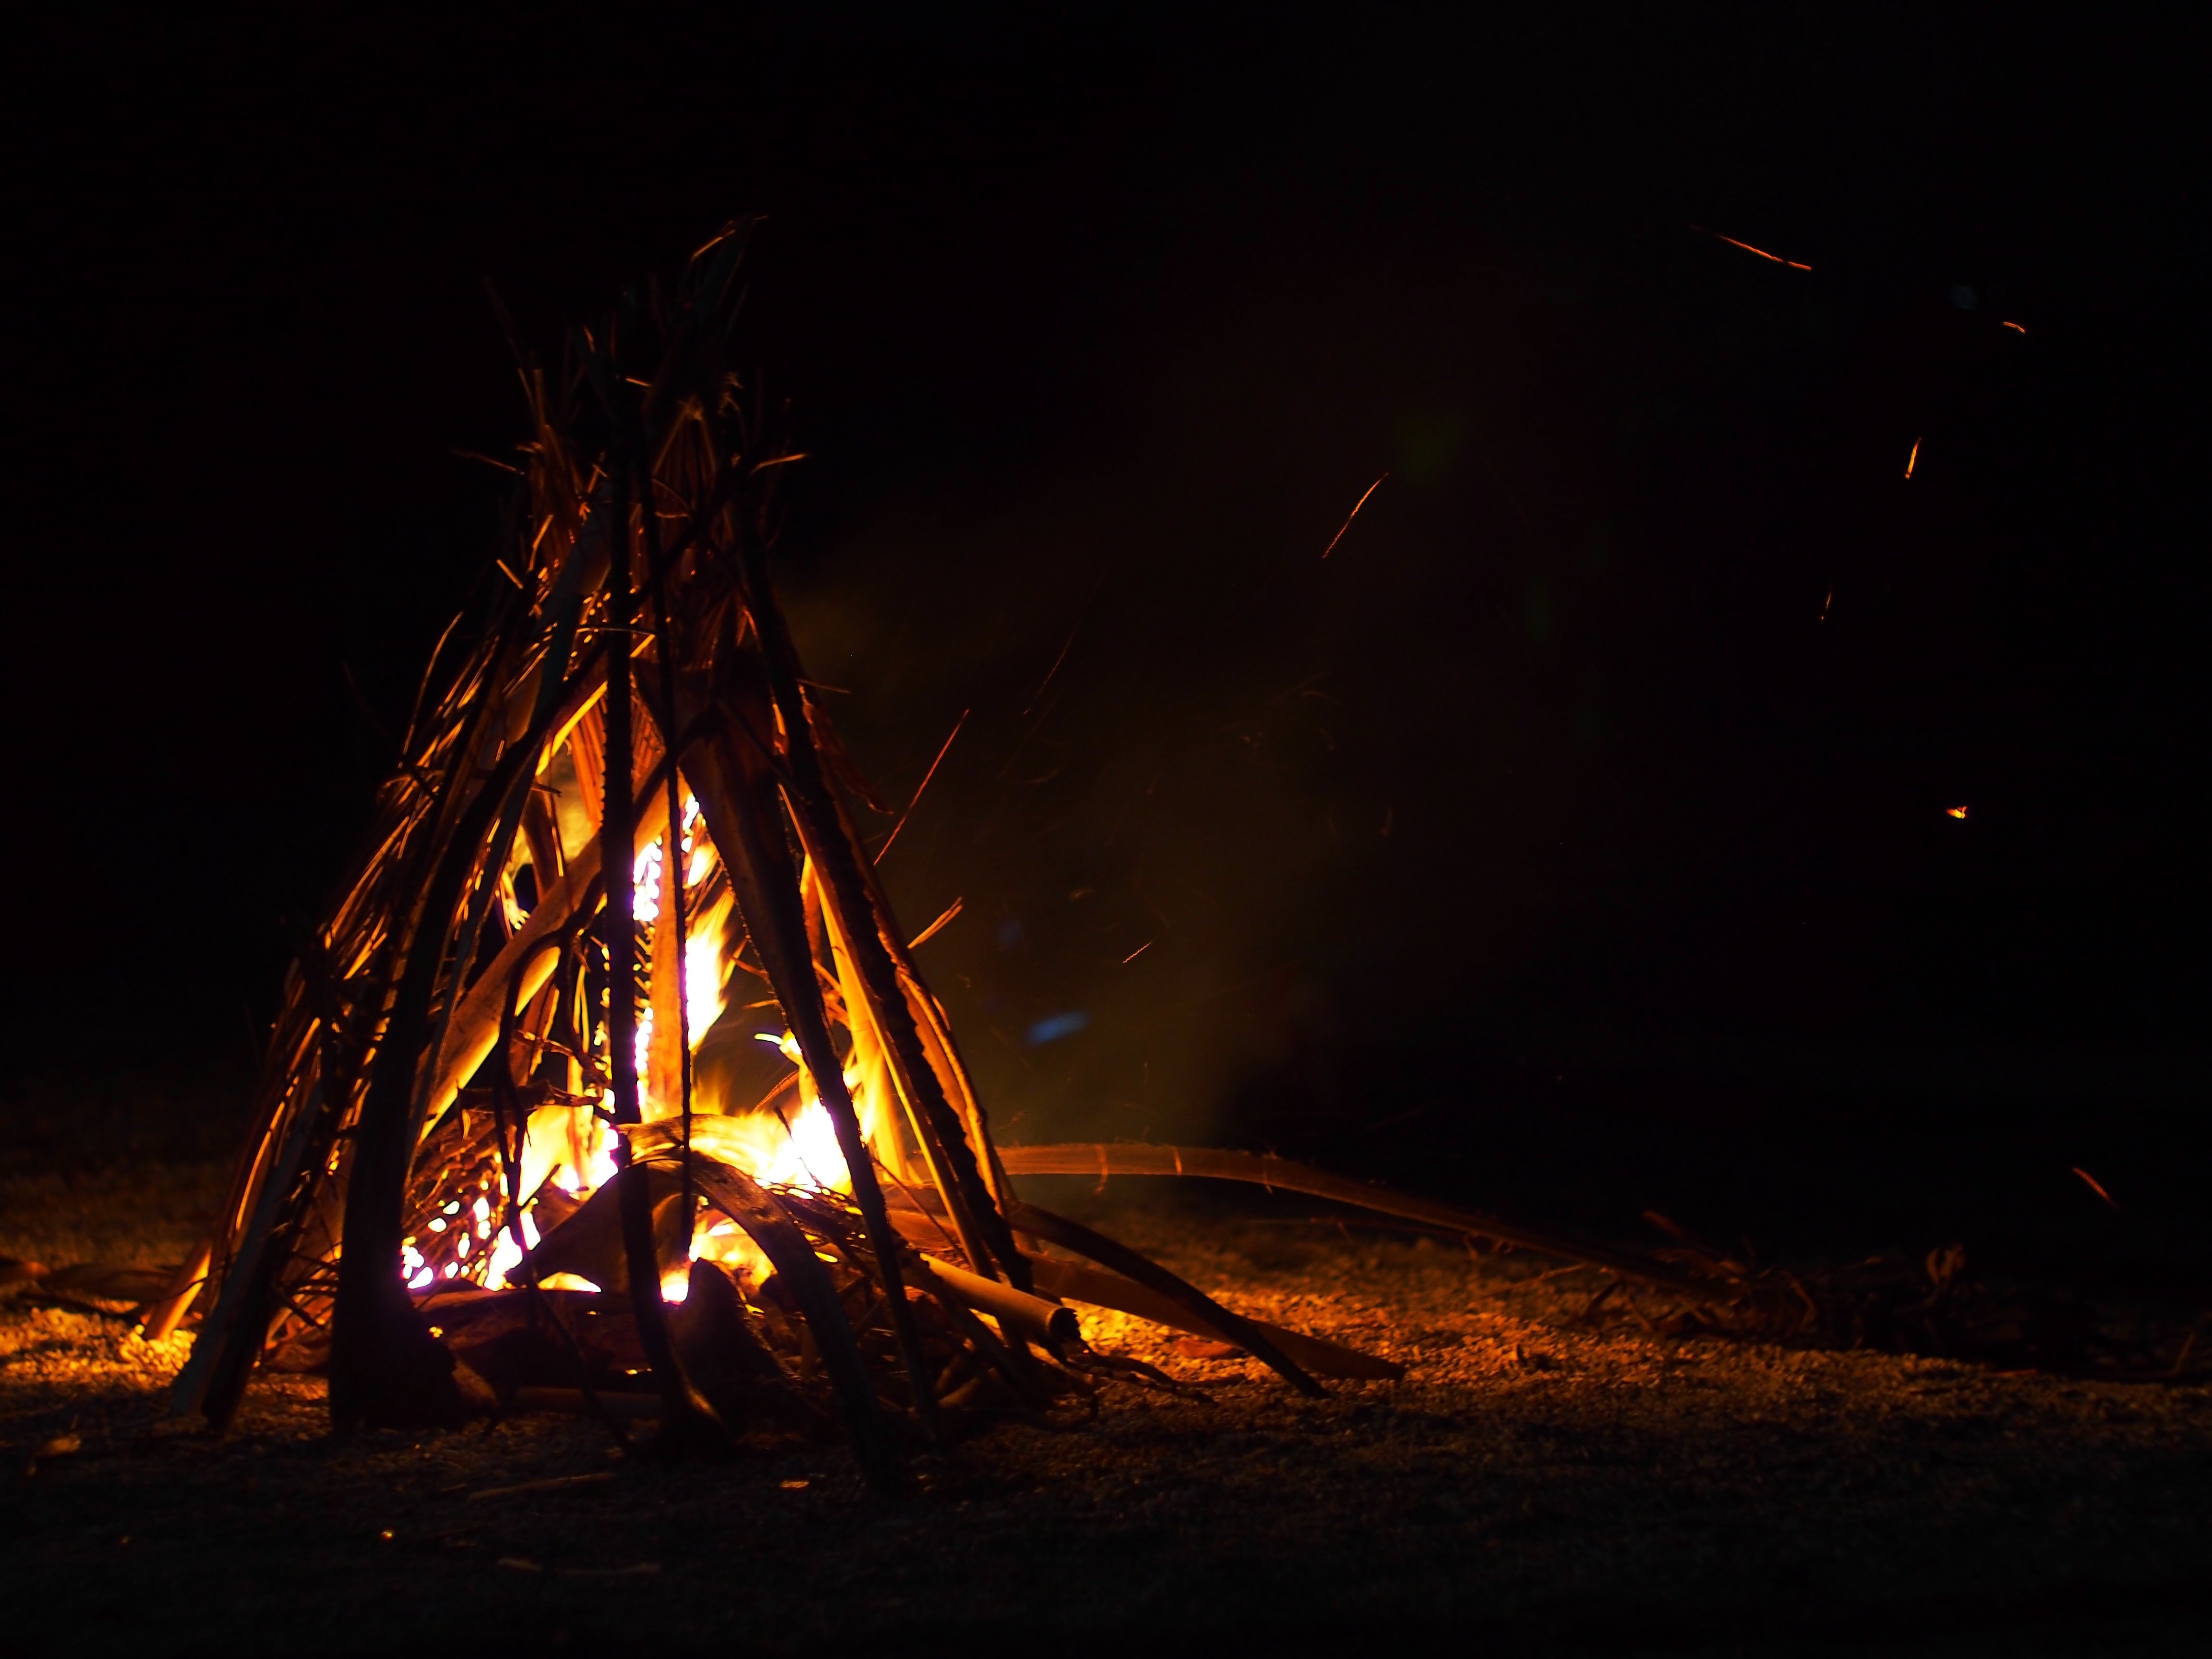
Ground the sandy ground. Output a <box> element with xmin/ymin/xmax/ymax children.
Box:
<box><xmin>5</xmin><ymin>1110</ymin><xmax>2212</xmax><ymax>1655</ymax></box>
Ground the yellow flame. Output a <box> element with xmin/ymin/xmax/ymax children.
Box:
<box><xmin>633</xmin><ymin>836</ymin><xmax>664</xmax><ymax>926</ymax></box>
<box><xmin>685</xmin><ymin>930</ymin><xmax>724</xmax><ymax>1044</ymax></box>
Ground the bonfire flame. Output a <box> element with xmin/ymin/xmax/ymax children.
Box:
<box><xmin>387</xmin><ymin>761</ymin><xmax>906</xmax><ymax>1309</ymax></box>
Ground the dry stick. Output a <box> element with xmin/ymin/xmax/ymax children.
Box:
<box><xmin>174</xmin><ymin>1073</ymin><xmax>329</xmax><ymax>1422</ymax></box>
<box><xmin>887</xmin><ymin>1256</ymin><xmax>1036</xmax><ymax>1408</ymax></box>
<box><xmin>150</xmin><ymin>996</ymin><xmax>314</xmax><ymax>1345</ymax></box>
<box><xmin>488</xmin><ymin>924</ymin><xmax>637</xmax><ymax>1454</ymax></box>
<box><xmin>801</xmin><ymin>707</ymin><xmax>1022</xmax><ymax>1230</ymax></box>
<box><xmin>235</xmin><ymin>397</ymin><xmax>588</xmax><ymax>1428</ymax></box>
<box><xmin>326</xmin><ymin>504</ymin><xmax>604</xmax><ymax>1430</ymax></box>
<box><xmin>1017</xmin><ymin>1252</ymin><xmax>1401</xmax><ymax>1380</ymax></box>
<box><xmin>409</xmin><ymin>565</ymin><xmax>589</xmax><ymax>1146</ymax></box>
<box><xmin>785</xmin><ymin>690</ymin><xmax>1027</xmax><ymax>1292</ymax></box>
<box><xmin>806</xmin><ymin>855</ymin><xmax>992</xmax><ymax>1282</ymax></box>
<box><xmin>679</xmin><ymin>699</ymin><xmax>939</xmax><ymax>1447</ymax></box>
<box><xmin>917</xmin><ymin>1255</ymin><xmax>1078</xmax><ymax>1351</ymax></box>
<box><xmin>193</xmin><ymin>937</ymin><xmax>373</xmax><ymax>1428</ymax></box>
<box><xmin>138</xmin><ymin>1238</ymin><xmax>212</xmax><ymax>1343</ymax></box>
<box><xmin>769</xmin><ymin>1187</ymin><xmax>1035</xmax><ymax>1409</ymax></box>
<box><xmin>331</xmin><ymin>664</ymin><xmax>573</xmax><ymax>1429</ymax></box>
<box><xmin>596</xmin><ymin>463</ymin><xmax>722</xmax><ymax>1449</ymax></box>
<box><xmin>422</xmin><ymin>759</ymin><xmax>673</xmax><ymax>1127</ymax></box>
<box><xmin>667</xmin><ymin>1159</ymin><xmax>901</xmax><ymax>1492</ymax></box>
<box><xmin>1005</xmin><ymin>1202</ymin><xmax>1323</xmax><ymax>1397</ymax></box>
<box><xmin>187</xmin><ymin>897</ymin><xmax>403</xmax><ymax>1422</ymax></box>
<box><xmin>995</xmin><ymin>1144</ymin><xmax>1734</xmax><ymax>1303</ymax></box>
<box><xmin>637</xmin><ymin>462</ymin><xmax>700</xmax><ymax>1302</ymax></box>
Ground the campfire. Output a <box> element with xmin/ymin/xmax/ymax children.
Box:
<box><xmin>133</xmin><ymin>233</ymin><xmax>1900</xmax><ymax>1489</ymax></box>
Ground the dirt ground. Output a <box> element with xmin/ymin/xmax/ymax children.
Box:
<box><xmin>5</xmin><ymin>1099</ymin><xmax>2211</xmax><ymax>1656</ymax></box>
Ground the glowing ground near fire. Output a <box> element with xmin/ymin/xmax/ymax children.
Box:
<box><xmin>6</xmin><ymin>1113</ymin><xmax>2212</xmax><ymax>1653</ymax></box>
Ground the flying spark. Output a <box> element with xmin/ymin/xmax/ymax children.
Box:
<box><xmin>2071</xmin><ymin>1166</ymin><xmax>2120</xmax><ymax>1210</ymax></box>
<box><xmin>1945</xmin><ymin>805</ymin><xmax>1968</xmax><ymax>820</ymax></box>
<box><xmin>1692</xmin><ymin>225</ymin><xmax>1813</xmax><ymax>271</ymax></box>
<box><xmin>909</xmin><ymin>897</ymin><xmax>963</xmax><ymax>949</ymax></box>
<box><xmin>2001</xmin><ymin>321</ymin><xmax>2027</xmax><ymax>334</ymax></box>
<box><xmin>875</xmin><ymin>709</ymin><xmax>968</xmax><ymax>864</ymax></box>
<box><xmin>1321</xmin><ymin>473</ymin><xmax>1389</xmax><ymax>559</ymax></box>
<box><xmin>1904</xmin><ymin>438</ymin><xmax>1922</xmax><ymax>479</ymax></box>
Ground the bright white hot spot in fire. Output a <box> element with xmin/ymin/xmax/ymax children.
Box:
<box><xmin>483</xmin><ymin>1207</ymin><xmax>541</xmax><ymax>1287</ymax></box>
<box><xmin>630</xmin><ymin>800</ymin><xmax>729</xmax><ymax>1117</ymax></box>
<box><xmin>633</xmin><ymin>837</ymin><xmax>663</xmax><ymax>926</ymax></box>
<box><xmin>685</xmin><ymin>931</ymin><xmax>723</xmax><ymax>1043</ymax></box>
<box><xmin>681</xmin><ymin>793</ymin><xmax>711</xmax><ymax>886</ymax></box>
<box><xmin>729</xmin><ymin>1032</ymin><xmax>857</xmax><ymax>1190</ymax></box>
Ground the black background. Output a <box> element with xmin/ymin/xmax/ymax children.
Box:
<box><xmin>8</xmin><ymin>8</ymin><xmax>2207</xmax><ymax>1269</ymax></box>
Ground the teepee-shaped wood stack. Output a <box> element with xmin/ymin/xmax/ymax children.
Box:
<box><xmin>150</xmin><ymin>231</ymin><xmax>1420</xmax><ymax>1487</ymax></box>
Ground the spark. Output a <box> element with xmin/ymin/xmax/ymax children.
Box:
<box><xmin>2071</xmin><ymin>1166</ymin><xmax>2120</xmax><ymax>1210</ymax></box>
<box><xmin>1904</xmin><ymin>438</ymin><xmax>1922</xmax><ymax>479</ymax></box>
<box><xmin>1692</xmin><ymin>225</ymin><xmax>1812</xmax><ymax>271</ymax></box>
<box><xmin>1322</xmin><ymin>473</ymin><xmax>1389</xmax><ymax>559</ymax></box>
<box><xmin>1945</xmin><ymin>805</ymin><xmax>1969</xmax><ymax>820</ymax></box>
<box><xmin>2002</xmin><ymin>320</ymin><xmax>2027</xmax><ymax>334</ymax></box>
<box><xmin>1820</xmin><ymin>587</ymin><xmax>1834</xmax><ymax>621</ymax></box>
<box><xmin>1121</xmin><ymin>940</ymin><xmax>1154</xmax><ymax>964</ymax></box>
<box><xmin>1024</xmin><ymin>614</ymin><xmax>1085</xmax><ymax>715</ymax></box>
<box><xmin>908</xmin><ymin>896</ymin><xmax>963</xmax><ymax>949</ymax></box>
<box><xmin>875</xmin><ymin>708</ymin><xmax>969</xmax><ymax>864</ymax></box>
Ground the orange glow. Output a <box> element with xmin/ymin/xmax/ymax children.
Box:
<box><xmin>1944</xmin><ymin>805</ymin><xmax>1968</xmax><ymax>820</ymax></box>
<box><xmin>1321</xmin><ymin>473</ymin><xmax>1389</xmax><ymax>559</ymax></box>
<box><xmin>2001</xmin><ymin>321</ymin><xmax>2027</xmax><ymax>334</ymax></box>
<box><xmin>1904</xmin><ymin>439</ymin><xmax>1921</xmax><ymax>479</ymax></box>
<box><xmin>1695</xmin><ymin>226</ymin><xmax>1812</xmax><ymax>271</ymax></box>
<box><xmin>1820</xmin><ymin>588</ymin><xmax>1833</xmax><ymax>621</ymax></box>
<box><xmin>422</xmin><ymin>716</ymin><xmax>912</xmax><ymax>1298</ymax></box>
<box><xmin>1121</xmin><ymin>939</ymin><xmax>1154</xmax><ymax>963</ymax></box>
<box><xmin>2071</xmin><ymin>1166</ymin><xmax>2120</xmax><ymax>1210</ymax></box>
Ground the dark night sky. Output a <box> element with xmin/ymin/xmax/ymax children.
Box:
<box><xmin>8</xmin><ymin>9</ymin><xmax>2208</xmax><ymax>1261</ymax></box>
